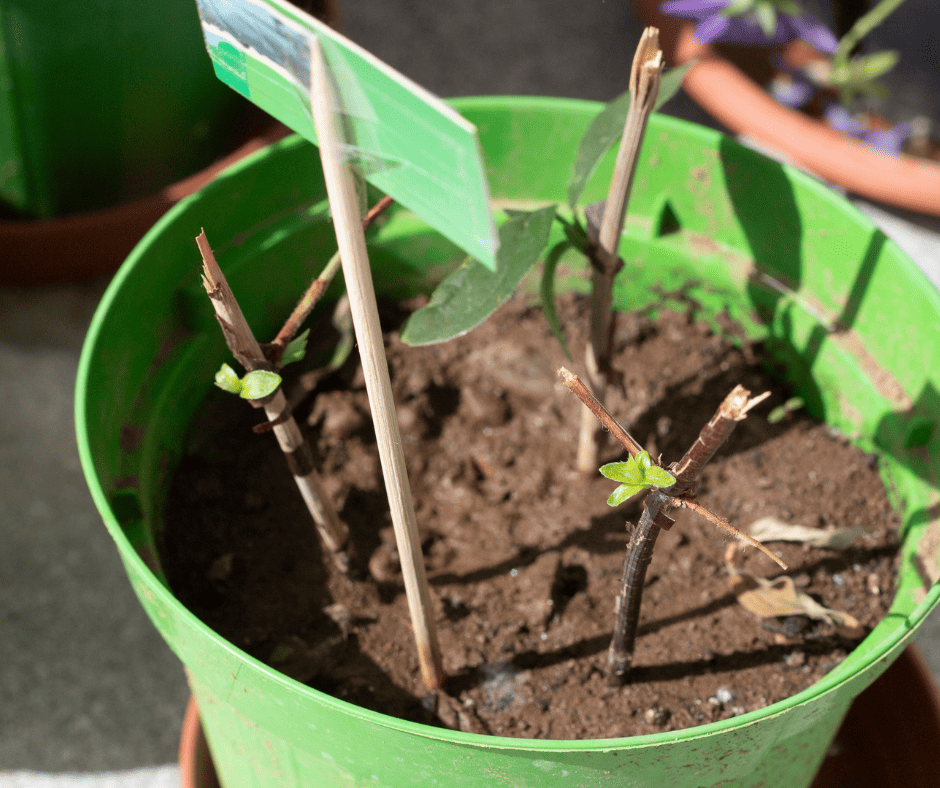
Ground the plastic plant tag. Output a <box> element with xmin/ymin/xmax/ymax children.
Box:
<box><xmin>195</xmin><ymin>0</ymin><xmax>498</xmax><ymax>269</ymax></box>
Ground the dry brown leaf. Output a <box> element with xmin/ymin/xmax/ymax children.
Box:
<box><xmin>729</xmin><ymin>571</ymin><xmax>864</xmax><ymax>638</ymax></box>
<box><xmin>748</xmin><ymin>516</ymin><xmax>871</xmax><ymax>549</ymax></box>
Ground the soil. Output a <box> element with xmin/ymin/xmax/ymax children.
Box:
<box><xmin>161</xmin><ymin>293</ymin><xmax>899</xmax><ymax>740</ymax></box>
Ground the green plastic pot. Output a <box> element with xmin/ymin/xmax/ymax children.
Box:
<box><xmin>76</xmin><ymin>96</ymin><xmax>940</xmax><ymax>788</ymax></box>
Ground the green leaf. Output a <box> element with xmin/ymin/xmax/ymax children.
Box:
<box><xmin>539</xmin><ymin>240</ymin><xmax>573</xmax><ymax>360</ymax></box>
<box><xmin>607</xmin><ymin>483</ymin><xmax>646</xmax><ymax>507</ymax></box>
<box><xmin>400</xmin><ymin>206</ymin><xmax>556</xmax><ymax>346</ymax></box>
<box><xmin>834</xmin><ymin>0</ymin><xmax>906</xmax><ymax>64</ymax></box>
<box><xmin>644</xmin><ymin>466</ymin><xmax>676</xmax><ymax>489</ymax></box>
<box><xmin>767</xmin><ymin>396</ymin><xmax>804</xmax><ymax>424</ymax></box>
<box><xmin>753</xmin><ymin>3</ymin><xmax>777</xmax><ymax>38</ymax></box>
<box><xmin>600</xmin><ymin>459</ymin><xmax>643</xmax><ymax>486</ymax></box>
<box><xmin>239</xmin><ymin>370</ymin><xmax>282</xmax><ymax>400</ymax></box>
<box><xmin>774</xmin><ymin>0</ymin><xmax>801</xmax><ymax>16</ymax></box>
<box><xmin>831</xmin><ymin>51</ymin><xmax>899</xmax><ymax>93</ymax></box>
<box><xmin>280</xmin><ymin>329</ymin><xmax>310</xmax><ymax>366</ymax></box>
<box><xmin>567</xmin><ymin>62</ymin><xmax>693</xmax><ymax>210</ymax></box>
<box><xmin>723</xmin><ymin>0</ymin><xmax>754</xmax><ymax>16</ymax></box>
<box><xmin>214</xmin><ymin>363</ymin><xmax>243</xmax><ymax>395</ymax></box>
<box><xmin>635</xmin><ymin>451</ymin><xmax>652</xmax><ymax>472</ymax></box>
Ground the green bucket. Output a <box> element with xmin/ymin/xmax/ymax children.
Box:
<box><xmin>76</xmin><ymin>97</ymin><xmax>940</xmax><ymax>787</ymax></box>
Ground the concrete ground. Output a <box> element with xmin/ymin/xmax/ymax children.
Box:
<box><xmin>2</xmin><ymin>0</ymin><xmax>939</xmax><ymax>785</ymax></box>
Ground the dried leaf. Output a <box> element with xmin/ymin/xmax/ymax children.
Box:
<box><xmin>729</xmin><ymin>571</ymin><xmax>864</xmax><ymax>638</ymax></box>
<box><xmin>748</xmin><ymin>516</ymin><xmax>871</xmax><ymax>549</ymax></box>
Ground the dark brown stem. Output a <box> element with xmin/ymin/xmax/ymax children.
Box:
<box><xmin>269</xmin><ymin>195</ymin><xmax>395</xmax><ymax>360</ymax></box>
<box><xmin>196</xmin><ymin>230</ymin><xmax>349</xmax><ymax>568</ymax></box>
<box><xmin>607</xmin><ymin>490</ymin><xmax>666</xmax><ymax>683</ymax></box>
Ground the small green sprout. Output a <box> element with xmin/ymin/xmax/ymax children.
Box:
<box><xmin>279</xmin><ymin>329</ymin><xmax>310</xmax><ymax>366</ymax></box>
<box><xmin>599</xmin><ymin>451</ymin><xmax>676</xmax><ymax>506</ymax></box>
<box><xmin>214</xmin><ymin>364</ymin><xmax>282</xmax><ymax>400</ymax></box>
<box><xmin>767</xmin><ymin>396</ymin><xmax>804</xmax><ymax>424</ymax></box>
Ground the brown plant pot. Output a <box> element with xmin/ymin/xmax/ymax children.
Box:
<box><xmin>1</xmin><ymin>0</ymin><xmax>340</xmax><ymax>288</ymax></box>
<box><xmin>0</xmin><ymin>122</ymin><xmax>292</xmax><ymax>288</ymax></box>
<box><xmin>177</xmin><ymin>646</ymin><xmax>940</xmax><ymax>788</ymax></box>
<box><xmin>637</xmin><ymin>0</ymin><xmax>940</xmax><ymax>216</ymax></box>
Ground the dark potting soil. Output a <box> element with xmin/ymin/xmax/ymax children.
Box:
<box><xmin>161</xmin><ymin>294</ymin><xmax>899</xmax><ymax>740</ymax></box>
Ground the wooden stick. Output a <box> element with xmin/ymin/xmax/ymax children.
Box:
<box><xmin>576</xmin><ymin>27</ymin><xmax>664</xmax><ymax>474</ymax></box>
<box><xmin>196</xmin><ymin>231</ymin><xmax>349</xmax><ymax>568</ymax></box>
<box><xmin>309</xmin><ymin>37</ymin><xmax>444</xmax><ymax>690</ymax></box>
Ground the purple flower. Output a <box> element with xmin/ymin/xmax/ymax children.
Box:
<box><xmin>767</xmin><ymin>69</ymin><xmax>816</xmax><ymax>108</ymax></box>
<box><xmin>824</xmin><ymin>102</ymin><xmax>911</xmax><ymax>155</ymax></box>
<box><xmin>660</xmin><ymin>0</ymin><xmax>838</xmax><ymax>54</ymax></box>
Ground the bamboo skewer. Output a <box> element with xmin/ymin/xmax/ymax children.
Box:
<box><xmin>308</xmin><ymin>37</ymin><xmax>444</xmax><ymax>690</ymax></box>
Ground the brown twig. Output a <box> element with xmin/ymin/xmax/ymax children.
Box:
<box><xmin>669</xmin><ymin>386</ymin><xmax>771</xmax><ymax>493</ymax></box>
<box><xmin>269</xmin><ymin>195</ymin><xmax>395</xmax><ymax>361</ymax></box>
<box><xmin>196</xmin><ymin>230</ymin><xmax>349</xmax><ymax>570</ymax></box>
<box><xmin>576</xmin><ymin>27</ymin><xmax>664</xmax><ymax>474</ymax></box>
<box><xmin>559</xmin><ymin>367</ymin><xmax>644</xmax><ymax>457</ymax></box>
<box><xmin>672</xmin><ymin>498</ymin><xmax>787</xmax><ymax>570</ymax></box>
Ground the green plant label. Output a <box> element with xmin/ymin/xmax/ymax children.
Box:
<box><xmin>195</xmin><ymin>0</ymin><xmax>498</xmax><ymax>269</ymax></box>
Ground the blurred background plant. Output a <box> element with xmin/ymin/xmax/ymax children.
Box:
<box><xmin>659</xmin><ymin>0</ymin><xmax>926</xmax><ymax>155</ymax></box>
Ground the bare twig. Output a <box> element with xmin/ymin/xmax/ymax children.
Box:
<box><xmin>309</xmin><ymin>37</ymin><xmax>444</xmax><ymax>690</ymax></box>
<box><xmin>576</xmin><ymin>27</ymin><xmax>664</xmax><ymax>474</ymax></box>
<box><xmin>673</xmin><ymin>498</ymin><xmax>787</xmax><ymax>570</ymax></box>
<box><xmin>669</xmin><ymin>386</ymin><xmax>771</xmax><ymax>492</ymax></box>
<box><xmin>559</xmin><ymin>367</ymin><xmax>644</xmax><ymax>457</ymax></box>
<box><xmin>196</xmin><ymin>231</ymin><xmax>349</xmax><ymax>569</ymax></box>
<box><xmin>269</xmin><ymin>195</ymin><xmax>394</xmax><ymax>360</ymax></box>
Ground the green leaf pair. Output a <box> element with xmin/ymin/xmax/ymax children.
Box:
<box><xmin>599</xmin><ymin>451</ymin><xmax>676</xmax><ymax>507</ymax></box>
<box><xmin>214</xmin><ymin>364</ymin><xmax>282</xmax><ymax>400</ymax></box>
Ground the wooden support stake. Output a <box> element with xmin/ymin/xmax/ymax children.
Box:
<box><xmin>196</xmin><ymin>231</ymin><xmax>349</xmax><ymax>569</ymax></box>
<box><xmin>309</xmin><ymin>37</ymin><xmax>444</xmax><ymax>690</ymax></box>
